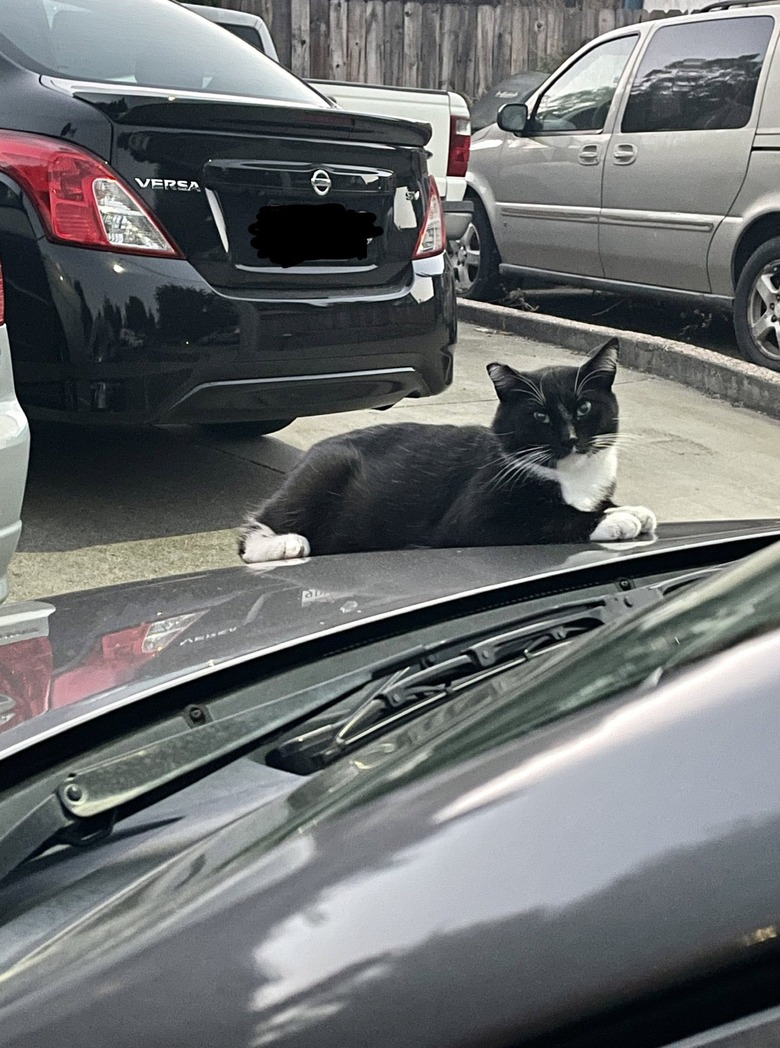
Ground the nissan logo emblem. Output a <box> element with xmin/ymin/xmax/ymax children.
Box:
<box><xmin>310</xmin><ymin>169</ymin><xmax>332</xmax><ymax>196</ymax></box>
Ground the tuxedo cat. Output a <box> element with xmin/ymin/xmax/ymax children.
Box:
<box><xmin>239</xmin><ymin>338</ymin><xmax>655</xmax><ymax>562</ymax></box>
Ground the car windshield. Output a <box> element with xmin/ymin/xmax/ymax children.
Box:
<box><xmin>0</xmin><ymin>0</ymin><xmax>325</xmax><ymax>103</ymax></box>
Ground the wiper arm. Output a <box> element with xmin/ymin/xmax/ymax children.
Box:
<box><xmin>268</xmin><ymin>588</ymin><xmax>663</xmax><ymax>774</ymax></box>
<box><xmin>0</xmin><ymin>669</ymin><xmax>374</xmax><ymax>885</ymax></box>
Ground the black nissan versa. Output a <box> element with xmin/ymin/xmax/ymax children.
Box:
<box><xmin>0</xmin><ymin>0</ymin><xmax>456</xmax><ymax>434</ymax></box>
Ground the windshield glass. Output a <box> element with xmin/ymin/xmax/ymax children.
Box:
<box><xmin>0</xmin><ymin>0</ymin><xmax>325</xmax><ymax>103</ymax></box>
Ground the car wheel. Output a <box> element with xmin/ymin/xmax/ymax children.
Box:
<box><xmin>734</xmin><ymin>238</ymin><xmax>780</xmax><ymax>371</ymax></box>
<box><xmin>447</xmin><ymin>200</ymin><xmax>504</xmax><ymax>302</ymax></box>
<box><xmin>200</xmin><ymin>419</ymin><xmax>296</xmax><ymax>438</ymax></box>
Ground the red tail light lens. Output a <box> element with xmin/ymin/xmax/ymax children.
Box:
<box><xmin>447</xmin><ymin>115</ymin><xmax>471</xmax><ymax>178</ymax></box>
<box><xmin>0</xmin><ymin>637</ymin><xmax>53</xmax><ymax>734</ymax></box>
<box><xmin>413</xmin><ymin>177</ymin><xmax>445</xmax><ymax>259</ymax></box>
<box><xmin>0</xmin><ymin>131</ymin><xmax>182</xmax><ymax>257</ymax></box>
<box><xmin>0</xmin><ymin>260</ymin><xmax>4</xmax><ymax>325</ymax></box>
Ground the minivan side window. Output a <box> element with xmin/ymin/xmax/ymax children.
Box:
<box><xmin>621</xmin><ymin>16</ymin><xmax>773</xmax><ymax>133</ymax></box>
<box><xmin>530</xmin><ymin>36</ymin><xmax>637</xmax><ymax>134</ymax></box>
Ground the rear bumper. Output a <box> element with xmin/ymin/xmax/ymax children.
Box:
<box><xmin>9</xmin><ymin>245</ymin><xmax>457</xmax><ymax>426</ymax></box>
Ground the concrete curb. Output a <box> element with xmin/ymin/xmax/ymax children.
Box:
<box><xmin>458</xmin><ymin>300</ymin><xmax>780</xmax><ymax>421</ymax></box>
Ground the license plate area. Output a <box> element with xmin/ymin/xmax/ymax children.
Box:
<box><xmin>247</xmin><ymin>202</ymin><xmax>384</xmax><ymax>269</ymax></box>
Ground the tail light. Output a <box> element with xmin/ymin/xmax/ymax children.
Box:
<box><xmin>447</xmin><ymin>115</ymin><xmax>471</xmax><ymax>178</ymax></box>
<box><xmin>413</xmin><ymin>177</ymin><xmax>445</xmax><ymax>259</ymax></box>
<box><xmin>0</xmin><ymin>131</ymin><xmax>183</xmax><ymax>257</ymax></box>
<box><xmin>0</xmin><ymin>260</ymin><xmax>4</xmax><ymax>325</ymax></box>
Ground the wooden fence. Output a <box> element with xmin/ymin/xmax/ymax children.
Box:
<box><xmin>193</xmin><ymin>0</ymin><xmax>674</xmax><ymax>101</ymax></box>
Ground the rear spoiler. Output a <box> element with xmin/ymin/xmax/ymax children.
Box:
<box><xmin>71</xmin><ymin>87</ymin><xmax>433</xmax><ymax>148</ymax></box>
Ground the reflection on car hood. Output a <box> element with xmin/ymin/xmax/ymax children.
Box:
<box><xmin>1</xmin><ymin>520</ymin><xmax>778</xmax><ymax>755</ymax></box>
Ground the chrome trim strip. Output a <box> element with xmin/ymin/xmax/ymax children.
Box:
<box><xmin>600</xmin><ymin>209</ymin><xmax>718</xmax><ymax>233</ymax></box>
<box><xmin>499</xmin><ymin>201</ymin><xmax>718</xmax><ymax>233</ymax></box>
<box><xmin>235</xmin><ymin>264</ymin><xmax>377</xmax><ymax>275</ymax></box>
<box><xmin>499</xmin><ymin>203</ymin><xmax>599</xmax><ymax>224</ymax></box>
<box><xmin>186</xmin><ymin>367</ymin><xmax>419</xmax><ymax>390</ymax></box>
<box><xmin>204</xmin><ymin>188</ymin><xmax>230</xmax><ymax>254</ymax></box>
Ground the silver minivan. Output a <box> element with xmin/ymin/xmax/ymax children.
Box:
<box><xmin>0</xmin><ymin>264</ymin><xmax>30</xmax><ymax>603</ymax></box>
<box><xmin>460</xmin><ymin>0</ymin><xmax>780</xmax><ymax>371</ymax></box>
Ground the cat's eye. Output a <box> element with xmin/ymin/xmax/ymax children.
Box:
<box><xmin>576</xmin><ymin>400</ymin><xmax>592</xmax><ymax>418</ymax></box>
<box><xmin>533</xmin><ymin>410</ymin><xmax>550</xmax><ymax>424</ymax></box>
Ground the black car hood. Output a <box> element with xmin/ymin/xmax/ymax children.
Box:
<box><xmin>1</xmin><ymin>519</ymin><xmax>778</xmax><ymax>757</ymax></box>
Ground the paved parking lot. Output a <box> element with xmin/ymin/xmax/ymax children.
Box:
<box><xmin>9</xmin><ymin>321</ymin><xmax>780</xmax><ymax>603</ymax></box>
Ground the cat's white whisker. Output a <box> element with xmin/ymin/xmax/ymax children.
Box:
<box><xmin>513</xmin><ymin>376</ymin><xmax>547</xmax><ymax>408</ymax></box>
<box><xmin>487</xmin><ymin>445</ymin><xmax>556</xmax><ymax>491</ymax></box>
<box><xmin>576</xmin><ymin>366</ymin><xmax>616</xmax><ymax>397</ymax></box>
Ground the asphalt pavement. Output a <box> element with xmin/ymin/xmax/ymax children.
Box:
<box><xmin>9</xmin><ymin>321</ymin><xmax>780</xmax><ymax>602</ymax></box>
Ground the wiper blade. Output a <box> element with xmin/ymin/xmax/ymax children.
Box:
<box><xmin>0</xmin><ymin>670</ymin><xmax>374</xmax><ymax>885</ymax></box>
<box><xmin>268</xmin><ymin>588</ymin><xmax>662</xmax><ymax>774</ymax></box>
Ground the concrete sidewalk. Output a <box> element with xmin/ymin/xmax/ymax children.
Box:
<box><xmin>9</xmin><ymin>322</ymin><xmax>780</xmax><ymax>602</ymax></box>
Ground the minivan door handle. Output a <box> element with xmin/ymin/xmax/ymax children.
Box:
<box><xmin>613</xmin><ymin>143</ymin><xmax>637</xmax><ymax>165</ymax></box>
<box><xmin>578</xmin><ymin>144</ymin><xmax>601</xmax><ymax>165</ymax></box>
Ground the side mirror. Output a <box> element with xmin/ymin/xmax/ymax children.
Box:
<box><xmin>497</xmin><ymin>103</ymin><xmax>529</xmax><ymax>136</ymax></box>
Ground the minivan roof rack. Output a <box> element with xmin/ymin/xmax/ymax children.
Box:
<box><xmin>700</xmin><ymin>0</ymin><xmax>779</xmax><ymax>11</ymax></box>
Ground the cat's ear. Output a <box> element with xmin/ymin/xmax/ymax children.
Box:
<box><xmin>579</xmin><ymin>338</ymin><xmax>619</xmax><ymax>391</ymax></box>
<box><xmin>487</xmin><ymin>362</ymin><xmax>524</xmax><ymax>402</ymax></box>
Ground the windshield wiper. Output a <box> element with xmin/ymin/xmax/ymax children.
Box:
<box><xmin>0</xmin><ymin>584</ymin><xmax>664</xmax><ymax>884</ymax></box>
<box><xmin>267</xmin><ymin>587</ymin><xmax>663</xmax><ymax>774</ymax></box>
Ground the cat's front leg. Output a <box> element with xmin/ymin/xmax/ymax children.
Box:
<box><xmin>590</xmin><ymin>505</ymin><xmax>656</xmax><ymax>542</ymax></box>
<box><xmin>239</xmin><ymin>521</ymin><xmax>311</xmax><ymax>563</ymax></box>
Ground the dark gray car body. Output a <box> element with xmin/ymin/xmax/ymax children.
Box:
<box><xmin>2</xmin><ymin>520</ymin><xmax>780</xmax><ymax>1048</ymax></box>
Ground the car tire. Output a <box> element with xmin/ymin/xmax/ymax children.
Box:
<box><xmin>200</xmin><ymin>419</ymin><xmax>296</xmax><ymax>438</ymax></box>
<box><xmin>447</xmin><ymin>199</ymin><xmax>505</xmax><ymax>302</ymax></box>
<box><xmin>734</xmin><ymin>238</ymin><xmax>780</xmax><ymax>372</ymax></box>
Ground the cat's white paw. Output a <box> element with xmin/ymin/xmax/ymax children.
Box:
<box><xmin>239</xmin><ymin>522</ymin><xmax>310</xmax><ymax>563</ymax></box>
<box><xmin>590</xmin><ymin>506</ymin><xmax>655</xmax><ymax>543</ymax></box>
<box><xmin>604</xmin><ymin>504</ymin><xmax>657</xmax><ymax>534</ymax></box>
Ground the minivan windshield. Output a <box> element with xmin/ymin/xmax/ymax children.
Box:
<box><xmin>0</xmin><ymin>0</ymin><xmax>328</xmax><ymax>105</ymax></box>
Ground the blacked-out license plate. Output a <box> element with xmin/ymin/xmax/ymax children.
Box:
<box><xmin>248</xmin><ymin>203</ymin><xmax>383</xmax><ymax>268</ymax></box>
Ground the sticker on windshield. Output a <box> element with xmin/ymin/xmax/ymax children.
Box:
<box><xmin>248</xmin><ymin>204</ymin><xmax>383</xmax><ymax>268</ymax></box>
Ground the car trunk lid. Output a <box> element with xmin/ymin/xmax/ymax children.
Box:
<box><xmin>75</xmin><ymin>89</ymin><xmax>433</xmax><ymax>293</ymax></box>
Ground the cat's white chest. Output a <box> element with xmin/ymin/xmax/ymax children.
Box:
<box><xmin>534</xmin><ymin>447</ymin><xmax>617</xmax><ymax>511</ymax></box>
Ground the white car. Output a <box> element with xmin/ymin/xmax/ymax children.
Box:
<box><xmin>0</xmin><ymin>263</ymin><xmax>30</xmax><ymax>602</ymax></box>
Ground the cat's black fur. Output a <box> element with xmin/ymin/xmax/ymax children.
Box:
<box><xmin>242</xmin><ymin>339</ymin><xmax>625</xmax><ymax>556</ymax></box>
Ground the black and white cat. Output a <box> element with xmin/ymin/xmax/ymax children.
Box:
<box><xmin>239</xmin><ymin>338</ymin><xmax>655</xmax><ymax>562</ymax></box>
